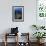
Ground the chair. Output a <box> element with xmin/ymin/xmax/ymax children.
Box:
<box><xmin>4</xmin><ymin>33</ymin><xmax>18</xmax><ymax>46</ymax></box>
<box><xmin>18</xmin><ymin>33</ymin><xmax>30</xmax><ymax>46</ymax></box>
<box><xmin>4</xmin><ymin>27</ymin><xmax>19</xmax><ymax>46</ymax></box>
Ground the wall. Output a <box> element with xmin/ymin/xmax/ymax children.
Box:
<box><xmin>0</xmin><ymin>0</ymin><xmax>36</xmax><ymax>42</ymax></box>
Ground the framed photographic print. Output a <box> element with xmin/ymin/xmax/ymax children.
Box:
<box><xmin>12</xmin><ymin>6</ymin><xmax>24</xmax><ymax>22</ymax></box>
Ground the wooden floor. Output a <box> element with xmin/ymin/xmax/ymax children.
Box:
<box><xmin>0</xmin><ymin>42</ymin><xmax>46</xmax><ymax>46</ymax></box>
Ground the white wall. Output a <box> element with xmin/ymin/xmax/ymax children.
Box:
<box><xmin>0</xmin><ymin>0</ymin><xmax>36</xmax><ymax>42</ymax></box>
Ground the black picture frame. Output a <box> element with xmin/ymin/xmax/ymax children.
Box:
<box><xmin>12</xmin><ymin>6</ymin><xmax>24</xmax><ymax>22</ymax></box>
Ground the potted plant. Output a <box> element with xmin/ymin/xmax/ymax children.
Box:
<box><xmin>32</xmin><ymin>25</ymin><xmax>39</xmax><ymax>30</ymax></box>
<box><xmin>32</xmin><ymin>24</ymin><xmax>45</xmax><ymax>30</ymax></box>
<box><xmin>33</xmin><ymin>32</ymin><xmax>46</xmax><ymax>43</ymax></box>
<box><xmin>40</xmin><ymin>26</ymin><xmax>45</xmax><ymax>30</ymax></box>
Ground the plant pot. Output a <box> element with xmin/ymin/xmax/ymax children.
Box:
<box><xmin>37</xmin><ymin>39</ymin><xmax>40</xmax><ymax>43</ymax></box>
<box><xmin>40</xmin><ymin>38</ymin><xmax>45</xmax><ymax>43</ymax></box>
<box><xmin>37</xmin><ymin>39</ymin><xmax>45</xmax><ymax>44</ymax></box>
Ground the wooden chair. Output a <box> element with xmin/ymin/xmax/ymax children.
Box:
<box><xmin>4</xmin><ymin>33</ymin><xmax>18</xmax><ymax>46</ymax></box>
<box><xmin>18</xmin><ymin>33</ymin><xmax>30</xmax><ymax>46</ymax></box>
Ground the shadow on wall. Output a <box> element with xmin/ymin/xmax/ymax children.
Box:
<box><xmin>2</xmin><ymin>28</ymin><xmax>11</xmax><ymax>34</ymax></box>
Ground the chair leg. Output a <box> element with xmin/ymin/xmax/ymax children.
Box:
<box><xmin>4</xmin><ymin>41</ymin><xmax>7</xmax><ymax>46</ymax></box>
<box><xmin>4</xmin><ymin>33</ymin><xmax>7</xmax><ymax>46</ymax></box>
<box><xmin>16</xmin><ymin>34</ymin><xmax>18</xmax><ymax>46</ymax></box>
